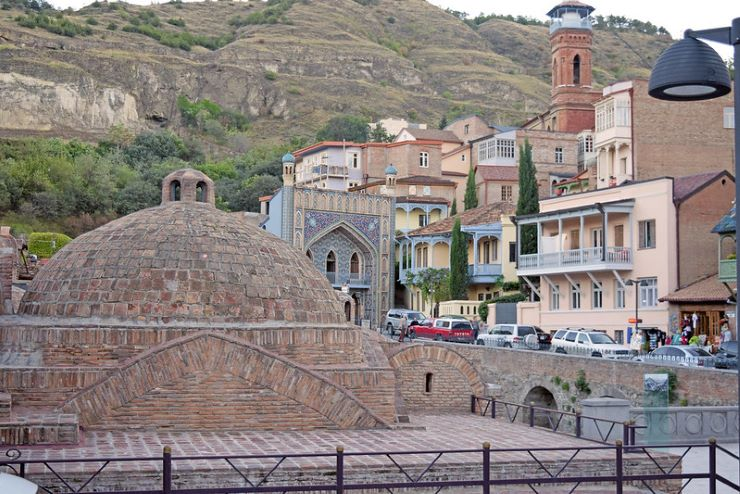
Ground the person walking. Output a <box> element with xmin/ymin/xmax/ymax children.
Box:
<box><xmin>721</xmin><ymin>320</ymin><xmax>732</xmax><ymax>343</ymax></box>
<box><xmin>398</xmin><ymin>314</ymin><xmax>408</xmax><ymax>342</ymax></box>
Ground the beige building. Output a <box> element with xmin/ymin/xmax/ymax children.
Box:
<box><xmin>398</xmin><ymin>202</ymin><xmax>517</xmax><ymax>314</ymax></box>
<box><xmin>516</xmin><ymin>172</ymin><xmax>734</xmax><ymax>341</ymax></box>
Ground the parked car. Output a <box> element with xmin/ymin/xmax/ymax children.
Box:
<box><xmin>476</xmin><ymin>324</ymin><xmax>545</xmax><ymax>349</ymax></box>
<box><xmin>383</xmin><ymin>309</ymin><xmax>426</xmax><ymax>335</ymax></box>
<box><xmin>551</xmin><ymin>328</ymin><xmax>633</xmax><ymax>359</ymax></box>
<box><xmin>715</xmin><ymin>341</ymin><xmax>737</xmax><ymax>369</ymax></box>
<box><xmin>411</xmin><ymin>317</ymin><xmax>475</xmax><ymax>343</ymax></box>
<box><xmin>632</xmin><ymin>345</ymin><xmax>715</xmax><ymax>367</ymax></box>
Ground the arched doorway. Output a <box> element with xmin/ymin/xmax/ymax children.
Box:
<box><xmin>523</xmin><ymin>386</ymin><xmax>557</xmax><ymax>427</ymax></box>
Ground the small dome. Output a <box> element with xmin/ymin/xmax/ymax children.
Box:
<box><xmin>282</xmin><ymin>153</ymin><xmax>295</xmax><ymax>164</ymax></box>
<box><xmin>384</xmin><ymin>164</ymin><xmax>398</xmax><ymax>175</ymax></box>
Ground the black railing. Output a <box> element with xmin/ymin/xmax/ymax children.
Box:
<box><xmin>471</xmin><ymin>395</ymin><xmax>648</xmax><ymax>446</ymax></box>
<box><xmin>2</xmin><ymin>440</ymin><xmax>738</xmax><ymax>494</ymax></box>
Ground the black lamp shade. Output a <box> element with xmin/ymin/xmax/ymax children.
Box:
<box><xmin>648</xmin><ymin>37</ymin><xmax>731</xmax><ymax>101</ymax></box>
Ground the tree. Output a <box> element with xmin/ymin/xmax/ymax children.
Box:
<box><xmin>315</xmin><ymin>115</ymin><xmax>369</xmax><ymax>142</ymax></box>
<box><xmin>463</xmin><ymin>164</ymin><xmax>477</xmax><ymax>210</ymax></box>
<box><xmin>405</xmin><ymin>268</ymin><xmax>449</xmax><ymax>314</ymax></box>
<box><xmin>449</xmin><ymin>217</ymin><xmax>468</xmax><ymax>299</ymax></box>
<box><xmin>516</xmin><ymin>139</ymin><xmax>539</xmax><ymax>254</ymax></box>
<box><xmin>369</xmin><ymin>123</ymin><xmax>393</xmax><ymax>143</ymax></box>
<box><xmin>438</xmin><ymin>114</ymin><xmax>448</xmax><ymax>130</ymax></box>
<box><xmin>450</xmin><ymin>197</ymin><xmax>457</xmax><ymax>216</ymax></box>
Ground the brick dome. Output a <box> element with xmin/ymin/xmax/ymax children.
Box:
<box><xmin>19</xmin><ymin>192</ymin><xmax>346</xmax><ymax>325</ymax></box>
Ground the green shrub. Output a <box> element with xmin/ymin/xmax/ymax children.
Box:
<box><xmin>574</xmin><ymin>370</ymin><xmax>591</xmax><ymax>395</ymax></box>
<box><xmin>477</xmin><ymin>300</ymin><xmax>489</xmax><ymax>322</ymax></box>
<box><xmin>561</xmin><ymin>382</ymin><xmax>570</xmax><ymax>392</ymax></box>
<box><xmin>264</xmin><ymin>70</ymin><xmax>277</xmax><ymax>81</ymax></box>
<box><xmin>107</xmin><ymin>21</ymin><xmax>117</xmax><ymax>30</ymax></box>
<box><xmin>492</xmin><ymin>293</ymin><xmax>527</xmax><ymax>303</ymax></box>
<box><xmin>85</xmin><ymin>17</ymin><xmax>98</xmax><ymax>25</ymax></box>
<box><xmin>502</xmin><ymin>280</ymin><xmax>521</xmax><ymax>292</ymax></box>
<box><xmin>15</xmin><ymin>13</ymin><xmax>93</xmax><ymax>37</ymax></box>
<box><xmin>551</xmin><ymin>376</ymin><xmax>562</xmax><ymax>386</ymax></box>
<box><xmin>167</xmin><ymin>17</ymin><xmax>185</xmax><ymax>27</ymax></box>
<box><xmin>28</xmin><ymin>232</ymin><xmax>72</xmax><ymax>258</ymax></box>
<box><xmin>229</xmin><ymin>0</ymin><xmax>297</xmax><ymax>26</ymax></box>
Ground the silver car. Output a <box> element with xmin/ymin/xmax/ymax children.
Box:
<box><xmin>633</xmin><ymin>346</ymin><xmax>715</xmax><ymax>367</ymax></box>
<box><xmin>383</xmin><ymin>309</ymin><xmax>425</xmax><ymax>335</ymax></box>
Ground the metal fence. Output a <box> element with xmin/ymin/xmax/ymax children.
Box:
<box><xmin>2</xmin><ymin>439</ymin><xmax>738</xmax><ymax>494</ymax></box>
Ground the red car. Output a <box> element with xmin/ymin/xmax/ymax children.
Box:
<box><xmin>410</xmin><ymin>317</ymin><xmax>475</xmax><ymax>343</ymax></box>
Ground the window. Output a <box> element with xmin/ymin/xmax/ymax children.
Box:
<box><xmin>573</xmin><ymin>54</ymin><xmax>580</xmax><ymax>84</ymax></box>
<box><xmin>350</xmin><ymin>153</ymin><xmax>359</xmax><ymax>169</ymax></box>
<box><xmin>425</xmin><ymin>373</ymin><xmax>433</xmax><ymax>393</ymax></box>
<box><xmin>478</xmin><ymin>138</ymin><xmax>515</xmax><ymax>161</ymax></box>
<box><xmin>170</xmin><ymin>180</ymin><xmax>181</xmax><ymax>201</ymax></box>
<box><xmin>349</xmin><ymin>181</ymin><xmax>360</xmax><ymax>188</ymax></box>
<box><xmin>350</xmin><ymin>253</ymin><xmax>360</xmax><ymax>278</ymax></box>
<box><xmin>464</xmin><ymin>124</ymin><xmax>469</xmax><ymax>135</ymax></box>
<box><xmin>639</xmin><ymin>220</ymin><xmax>656</xmax><ymax>249</ymax></box>
<box><xmin>570</xmin><ymin>229</ymin><xmax>580</xmax><ymax>249</ymax></box>
<box><xmin>616</xmin><ymin>100</ymin><xmax>631</xmax><ymax>127</ymax></box>
<box><xmin>419</xmin><ymin>152</ymin><xmax>429</xmax><ymax>168</ymax></box>
<box><xmin>570</xmin><ymin>283</ymin><xmax>581</xmax><ymax>309</ymax></box>
<box><xmin>639</xmin><ymin>278</ymin><xmax>658</xmax><ymax>307</ymax></box>
<box><xmin>196</xmin><ymin>181</ymin><xmax>207</xmax><ymax>202</ymax></box>
<box><xmin>509</xmin><ymin>242</ymin><xmax>517</xmax><ymax>262</ymax></box>
<box><xmin>592</xmin><ymin>282</ymin><xmax>602</xmax><ymax>309</ymax></box>
<box><xmin>326</xmin><ymin>251</ymin><xmax>336</xmax><ymax>274</ymax></box>
<box><xmin>417</xmin><ymin>246</ymin><xmax>429</xmax><ymax>267</ymax></box>
<box><xmin>478</xmin><ymin>293</ymin><xmax>484</xmax><ymax>301</ymax></box>
<box><xmin>555</xmin><ymin>147</ymin><xmax>564</xmax><ymax>164</ymax></box>
<box><xmin>409</xmin><ymin>185</ymin><xmax>417</xmax><ymax>195</ymax></box>
<box><xmin>423</xmin><ymin>186</ymin><xmax>431</xmax><ymax>196</ymax></box>
<box><xmin>482</xmin><ymin>241</ymin><xmax>490</xmax><ymax>264</ymax></box>
<box><xmin>724</xmin><ymin>107</ymin><xmax>735</xmax><ymax>129</ymax></box>
<box><xmin>501</xmin><ymin>185</ymin><xmax>513</xmax><ymax>202</ymax></box>
<box><xmin>418</xmin><ymin>215</ymin><xmax>428</xmax><ymax>227</ymax></box>
<box><xmin>615</xmin><ymin>281</ymin><xmax>625</xmax><ymax>309</ymax></box>
<box><xmin>551</xmin><ymin>285</ymin><xmax>560</xmax><ymax>311</ymax></box>
<box><xmin>585</xmin><ymin>135</ymin><xmax>593</xmax><ymax>152</ymax></box>
<box><xmin>591</xmin><ymin>228</ymin><xmax>603</xmax><ymax>248</ymax></box>
<box><xmin>461</xmin><ymin>154</ymin><xmax>466</xmax><ymax>162</ymax></box>
<box><xmin>614</xmin><ymin>225</ymin><xmax>624</xmax><ymax>247</ymax></box>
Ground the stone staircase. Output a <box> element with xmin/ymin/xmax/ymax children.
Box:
<box><xmin>0</xmin><ymin>392</ymin><xmax>78</xmax><ymax>445</ymax></box>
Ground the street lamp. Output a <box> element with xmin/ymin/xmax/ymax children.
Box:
<box><xmin>624</xmin><ymin>279</ymin><xmax>646</xmax><ymax>346</ymax></box>
<box><xmin>648</xmin><ymin>18</ymin><xmax>738</xmax><ymax>475</ymax></box>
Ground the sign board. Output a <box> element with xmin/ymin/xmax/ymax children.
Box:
<box><xmin>727</xmin><ymin>311</ymin><xmax>736</xmax><ymax>319</ymax></box>
<box><xmin>628</xmin><ymin>318</ymin><xmax>643</xmax><ymax>324</ymax></box>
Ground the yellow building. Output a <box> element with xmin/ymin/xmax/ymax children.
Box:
<box><xmin>398</xmin><ymin>202</ymin><xmax>517</xmax><ymax>314</ymax></box>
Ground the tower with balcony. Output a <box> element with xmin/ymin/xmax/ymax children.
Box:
<box><xmin>546</xmin><ymin>1</ymin><xmax>601</xmax><ymax>133</ymax></box>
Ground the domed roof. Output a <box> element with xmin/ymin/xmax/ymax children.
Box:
<box><xmin>282</xmin><ymin>152</ymin><xmax>295</xmax><ymax>163</ymax></box>
<box><xmin>19</xmin><ymin>201</ymin><xmax>346</xmax><ymax>325</ymax></box>
<box><xmin>384</xmin><ymin>164</ymin><xmax>398</xmax><ymax>175</ymax></box>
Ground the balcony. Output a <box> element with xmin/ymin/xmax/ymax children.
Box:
<box><xmin>518</xmin><ymin>246</ymin><xmax>633</xmax><ymax>276</ymax></box>
<box><xmin>324</xmin><ymin>271</ymin><xmax>371</xmax><ymax>288</ymax></box>
<box><xmin>719</xmin><ymin>259</ymin><xmax>736</xmax><ymax>283</ymax></box>
<box><xmin>467</xmin><ymin>263</ymin><xmax>502</xmax><ymax>283</ymax></box>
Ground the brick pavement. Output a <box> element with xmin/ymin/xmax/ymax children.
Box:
<box><xmin>8</xmin><ymin>414</ymin><xmax>681</xmax><ymax>492</ymax></box>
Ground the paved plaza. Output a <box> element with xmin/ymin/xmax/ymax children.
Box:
<box><xmin>9</xmin><ymin>414</ymin><xmax>688</xmax><ymax>493</ymax></box>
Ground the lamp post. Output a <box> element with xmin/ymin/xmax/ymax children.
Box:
<box><xmin>648</xmin><ymin>18</ymin><xmax>738</xmax><ymax>475</ymax></box>
<box><xmin>624</xmin><ymin>279</ymin><xmax>645</xmax><ymax>346</ymax></box>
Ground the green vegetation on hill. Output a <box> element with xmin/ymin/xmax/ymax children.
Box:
<box><xmin>177</xmin><ymin>96</ymin><xmax>250</xmax><ymax>136</ymax></box>
<box><xmin>28</xmin><ymin>232</ymin><xmax>71</xmax><ymax>258</ymax></box>
<box><xmin>15</xmin><ymin>12</ymin><xmax>92</xmax><ymax>36</ymax></box>
<box><xmin>229</xmin><ymin>0</ymin><xmax>297</xmax><ymax>26</ymax></box>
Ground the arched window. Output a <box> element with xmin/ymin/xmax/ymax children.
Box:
<box><xmin>326</xmin><ymin>251</ymin><xmax>336</xmax><ymax>273</ymax></box>
<box><xmin>344</xmin><ymin>301</ymin><xmax>351</xmax><ymax>322</ymax></box>
<box><xmin>170</xmin><ymin>180</ymin><xmax>181</xmax><ymax>201</ymax></box>
<box><xmin>196</xmin><ymin>181</ymin><xmax>207</xmax><ymax>202</ymax></box>
<box><xmin>350</xmin><ymin>252</ymin><xmax>360</xmax><ymax>279</ymax></box>
<box><xmin>306</xmin><ymin>250</ymin><xmax>313</xmax><ymax>261</ymax></box>
<box><xmin>573</xmin><ymin>54</ymin><xmax>581</xmax><ymax>85</ymax></box>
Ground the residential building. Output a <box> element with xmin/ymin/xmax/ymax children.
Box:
<box><xmin>398</xmin><ymin>202</ymin><xmax>517</xmax><ymax>314</ymax></box>
<box><xmin>593</xmin><ymin>79</ymin><xmax>735</xmax><ymax>188</ymax></box>
<box><xmin>515</xmin><ymin>172</ymin><xmax>734</xmax><ymax>340</ymax></box>
<box><xmin>395</xmin><ymin>128</ymin><xmax>462</xmax><ymax>154</ymax></box>
<box><xmin>444</xmin><ymin>114</ymin><xmax>498</xmax><ymax>144</ymax></box>
<box><xmin>369</xmin><ymin>117</ymin><xmax>426</xmax><ymax>137</ymax></box>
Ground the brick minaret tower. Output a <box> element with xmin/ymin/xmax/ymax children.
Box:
<box><xmin>547</xmin><ymin>1</ymin><xmax>601</xmax><ymax>132</ymax></box>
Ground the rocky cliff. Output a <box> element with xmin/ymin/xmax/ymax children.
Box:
<box><xmin>0</xmin><ymin>0</ymin><xmax>673</xmax><ymax>143</ymax></box>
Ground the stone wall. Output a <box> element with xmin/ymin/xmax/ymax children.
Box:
<box><xmin>0</xmin><ymin>324</ymin><xmax>365</xmax><ymax>367</ymax></box>
<box><xmin>0</xmin><ymin>233</ymin><xmax>15</xmax><ymax>315</ymax></box>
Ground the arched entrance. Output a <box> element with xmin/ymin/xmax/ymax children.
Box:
<box><xmin>523</xmin><ymin>386</ymin><xmax>557</xmax><ymax>427</ymax></box>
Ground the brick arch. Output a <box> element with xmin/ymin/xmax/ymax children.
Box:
<box><xmin>518</xmin><ymin>380</ymin><xmax>561</xmax><ymax>409</ymax></box>
<box><xmin>388</xmin><ymin>344</ymin><xmax>485</xmax><ymax>409</ymax></box>
<box><xmin>63</xmin><ymin>332</ymin><xmax>389</xmax><ymax>430</ymax></box>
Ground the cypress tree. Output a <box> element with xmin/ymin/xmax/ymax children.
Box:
<box><xmin>516</xmin><ymin>139</ymin><xmax>539</xmax><ymax>254</ymax></box>
<box><xmin>438</xmin><ymin>115</ymin><xmax>448</xmax><ymax>130</ymax></box>
<box><xmin>449</xmin><ymin>217</ymin><xmax>468</xmax><ymax>299</ymax></box>
<box><xmin>450</xmin><ymin>197</ymin><xmax>458</xmax><ymax>216</ymax></box>
<box><xmin>463</xmin><ymin>165</ymin><xmax>478</xmax><ymax>211</ymax></box>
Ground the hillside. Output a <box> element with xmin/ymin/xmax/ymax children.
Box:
<box><xmin>0</xmin><ymin>0</ymin><xmax>673</xmax><ymax>146</ymax></box>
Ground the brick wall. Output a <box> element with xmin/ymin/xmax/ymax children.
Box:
<box><xmin>677</xmin><ymin>175</ymin><xmax>735</xmax><ymax>286</ymax></box>
<box><xmin>0</xmin><ymin>234</ymin><xmax>15</xmax><ymax>315</ymax></box>
<box><xmin>632</xmin><ymin>79</ymin><xmax>734</xmax><ymax>181</ymax></box>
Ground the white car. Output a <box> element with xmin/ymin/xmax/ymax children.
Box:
<box><xmin>476</xmin><ymin>324</ymin><xmax>547</xmax><ymax>349</ymax></box>
<box><xmin>551</xmin><ymin>328</ymin><xmax>634</xmax><ymax>359</ymax></box>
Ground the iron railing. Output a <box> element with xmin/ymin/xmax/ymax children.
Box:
<box><xmin>2</xmin><ymin>439</ymin><xmax>738</xmax><ymax>494</ymax></box>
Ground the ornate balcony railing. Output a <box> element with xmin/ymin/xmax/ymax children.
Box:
<box><xmin>518</xmin><ymin>246</ymin><xmax>632</xmax><ymax>273</ymax></box>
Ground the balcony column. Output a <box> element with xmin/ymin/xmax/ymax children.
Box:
<box><xmin>430</xmin><ymin>242</ymin><xmax>435</xmax><ymax>269</ymax></box>
<box><xmin>557</xmin><ymin>218</ymin><xmax>563</xmax><ymax>266</ymax></box>
<box><xmin>536</xmin><ymin>222</ymin><xmax>542</xmax><ymax>267</ymax></box>
<box><xmin>579</xmin><ymin>215</ymin><xmax>584</xmax><ymax>263</ymax></box>
<box><xmin>411</xmin><ymin>239</ymin><xmax>417</xmax><ymax>269</ymax></box>
<box><xmin>473</xmin><ymin>233</ymin><xmax>479</xmax><ymax>275</ymax></box>
<box><xmin>603</xmin><ymin>210</ymin><xmax>609</xmax><ymax>261</ymax></box>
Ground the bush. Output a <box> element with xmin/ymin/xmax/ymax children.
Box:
<box><xmin>492</xmin><ymin>293</ymin><xmax>527</xmax><ymax>304</ymax></box>
<box><xmin>106</xmin><ymin>21</ymin><xmax>117</xmax><ymax>30</ymax></box>
<box><xmin>28</xmin><ymin>232</ymin><xmax>72</xmax><ymax>258</ymax></box>
<box><xmin>477</xmin><ymin>300</ymin><xmax>489</xmax><ymax>322</ymax></box>
<box><xmin>166</xmin><ymin>17</ymin><xmax>185</xmax><ymax>27</ymax></box>
<box><xmin>574</xmin><ymin>370</ymin><xmax>591</xmax><ymax>395</ymax></box>
<box><xmin>264</xmin><ymin>70</ymin><xmax>277</xmax><ymax>81</ymax></box>
<box><xmin>229</xmin><ymin>0</ymin><xmax>297</xmax><ymax>26</ymax></box>
<box><xmin>15</xmin><ymin>13</ymin><xmax>93</xmax><ymax>37</ymax></box>
<box><xmin>85</xmin><ymin>17</ymin><xmax>98</xmax><ymax>25</ymax></box>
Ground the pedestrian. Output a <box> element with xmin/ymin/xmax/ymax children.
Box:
<box><xmin>691</xmin><ymin>311</ymin><xmax>699</xmax><ymax>331</ymax></box>
<box><xmin>398</xmin><ymin>314</ymin><xmax>408</xmax><ymax>342</ymax></box>
<box><xmin>721</xmin><ymin>320</ymin><xmax>732</xmax><ymax>343</ymax></box>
